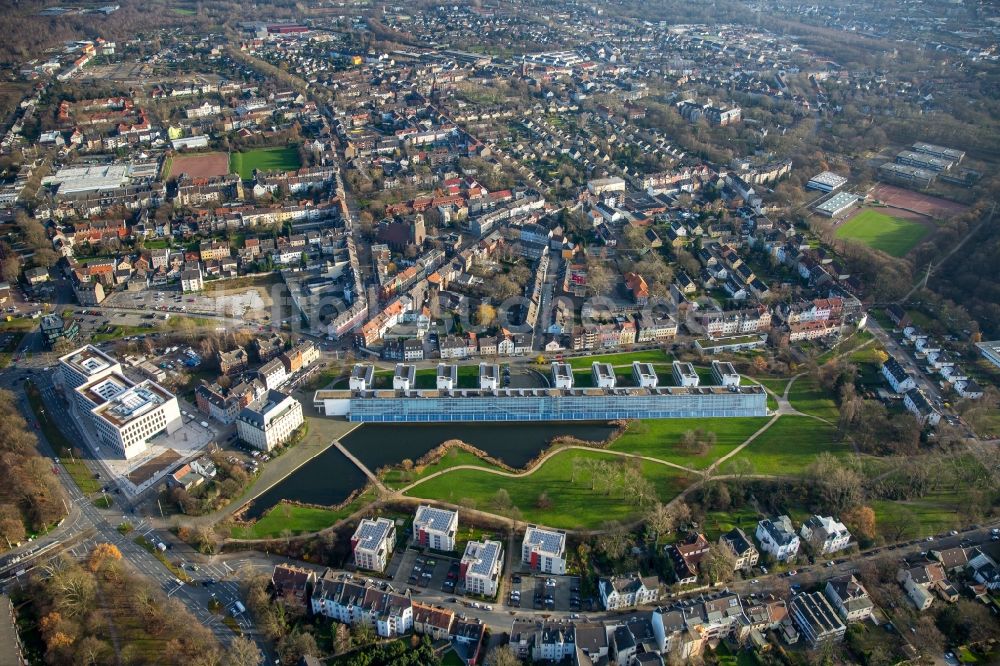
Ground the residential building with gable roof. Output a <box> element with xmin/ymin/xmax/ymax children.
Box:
<box><xmin>823</xmin><ymin>575</ymin><xmax>873</xmax><ymax>623</ymax></box>
<box><xmin>756</xmin><ymin>516</ymin><xmax>800</xmax><ymax>562</ymax></box>
<box><xmin>310</xmin><ymin>571</ymin><xmax>412</xmax><ymax>637</ymax></box>
<box><xmin>719</xmin><ymin>527</ymin><xmax>759</xmax><ymax>570</ymax></box>
<box><xmin>799</xmin><ymin>515</ymin><xmax>852</xmax><ymax>555</ymax></box>
<box><xmin>599</xmin><ymin>574</ymin><xmax>662</xmax><ymax>610</ymax></box>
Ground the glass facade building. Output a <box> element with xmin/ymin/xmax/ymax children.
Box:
<box><xmin>334</xmin><ymin>387</ymin><xmax>767</xmax><ymax>423</ymax></box>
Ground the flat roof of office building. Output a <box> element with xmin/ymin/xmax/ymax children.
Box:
<box><xmin>89</xmin><ymin>377</ymin><xmax>174</xmax><ymax>427</ymax></box>
<box><xmin>59</xmin><ymin>344</ymin><xmax>119</xmax><ymax>378</ymax></box>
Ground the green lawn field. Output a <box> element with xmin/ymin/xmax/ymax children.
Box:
<box><xmin>871</xmin><ymin>491</ymin><xmax>968</xmax><ymax>541</ymax></box>
<box><xmin>382</xmin><ymin>448</ymin><xmax>501</xmax><ymax>490</ymax></box>
<box><xmin>231</xmin><ymin>488</ymin><xmax>376</xmax><ymax>539</ymax></box>
<box><xmin>609</xmin><ymin>417</ymin><xmax>768</xmax><ymax>470</ymax></box>
<box><xmin>787</xmin><ymin>376</ymin><xmax>840</xmax><ymax>421</ymax></box>
<box><xmin>404</xmin><ymin>448</ymin><xmax>693</xmax><ymax>530</ymax></box>
<box><xmin>564</xmin><ymin>349</ymin><xmax>671</xmax><ymax>369</ymax></box>
<box><xmin>229</xmin><ymin>145</ymin><xmax>302</xmax><ymax>179</ymax></box>
<box><xmin>730</xmin><ymin>416</ymin><xmax>847</xmax><ymax>474</ymax></box>
<box><xmin>835</xmin><ymin>209</ymin><xmax>930</xmax><ymax>257</ymax></box>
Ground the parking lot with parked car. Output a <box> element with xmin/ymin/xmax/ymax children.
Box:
<box><xmin>506</xmin><ymin>574</ymin><xmax>585</xmax><ymax>612</ymax></box>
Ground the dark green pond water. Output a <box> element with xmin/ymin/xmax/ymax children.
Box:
<box><xmin>244</xmin><ymin>421</ymin><xmax>615</xmax><ymax>518</ymax></box>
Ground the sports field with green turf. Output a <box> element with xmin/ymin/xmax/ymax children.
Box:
<box><xmin>229</xmin><ymin>145</ymin><xmax>302</xmax><ymax>179</ymax></box>
<box><xmin>835</xmin><ymin>208</ymin><xmax>930</xmax><ymax>257</ymax></box>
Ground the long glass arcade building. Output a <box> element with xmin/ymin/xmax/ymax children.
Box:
<box><xmin>314</xmin><ymin>386</ymin><xmax>768</xmax><ymax>423</ymax></box>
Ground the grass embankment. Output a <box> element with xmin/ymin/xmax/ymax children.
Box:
<box><xmin>730</xmin><ymin>416</ymin><xmax>847</xmax><ymax>474</ymax></box>
<box><xmin>25</xmin><ymin>383</ymin><xmax>101</xmax><ymax>494</ymax></box>
<box><xmin>564</xmin><ymin>349</ymin><xmax>671</xmax><ymax>370</ymax></box>
<box><xmin>230</xmin><ymin>487</ymin><xmax>378</xmax><ymax>540</ymax></box>
<box><xmin>609</xmin><ymin>417</ymin><xmax>768</xmax><ymax>470</ymax></box>
<box><xmin>404</xmin><ymin>449</ymin><xmax>692</xmax><ymax>530</ymax></box>
<box><xmin>870</xmin><ymin>492</ymin><xmax>969</xmax><ymax>541</ymax></box>
<box><xmin>91</xmin><ymin>324</ymin><xmax>152</xmax><ymax>343</ymax></box>
<box><xmin>869</xmin><ymin>456</ymin><xmax>991</xmax><ymax>540</ymax></box>
<box><xmin>382</xmin><ymin>449</ymin><xmax>502</xmax><ymax>490</ymax></box>
<box><xmin>701</xmin><ymin>506</ymin><xmax>765</xmax><ymax>541</ymax></box>
<box><xmin>786</xmin><ymin>376</ymin><xmax>840</xmax><ymax>421</ymax></box>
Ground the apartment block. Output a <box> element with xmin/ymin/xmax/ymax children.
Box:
<box><xmin>413</xmin><ymin>505</ymin><xmax>458</xmax><ymax>552</ymax></box>
<box><xmin>522</xmin><ymin>525</ymin><xmax>567</xmax><ymax>575</ymax></box>
<box><xmin>352</xmin><ymin>518</ymin><xmax>396</xmax><ymax>572</ymax></box>
<box><xmin>461</xmin><ymin>540</ymin><xmax>503</xmax><ymax>596</ymax></box>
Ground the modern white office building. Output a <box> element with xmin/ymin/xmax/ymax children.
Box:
<box><xmin>393</xmin><ymin>364</ymin><xmax>416</xmax><ymax>391</ymax></box>
<box><xmin>591</xmin><ymin>362</ymin><xmax>616</xmax><ymax>389</ymax></box>
<box><xmin>352</xmin><ymin>517</ymin><xmax>396</xmax><ymax>572</ymax></box>
<box><xmin>315</xmin><ymin>384</ymin><xmax>768</xmax><ymax>422</ymax></box>
<box><xmin>791</xmin><ymin>592</ymin><xmax>846</xmax><ymax>647</ymax></box>
<box><xmin>75</xmin><ymin>372</ymin><xmax>182</xmax><ymax>459</ymax></box>
<box><xmin>551</xmin><ymin>362</ymin><xmax>573</xmax><ymax>389</ymax></box>
<box><xmin>58</xmin><ymin>345</ymin><xmax>122</xmax><ymax>391</ymax></box>
<box><xmin>413</xmin><ymin>505</ymin><xmax>459</xmax><ymax>552</ymax></box>
<box><xmin>711</xmin><ymin>360</ymin><xmax>741</xmax><ymax>387</ymax></box>
<box><xmin>461</xmin><ymin>540</ymin><xmax>503</xmax><ymax>596</ymax></box>
<box><xmin>631</xmin><ymin>362</ymin><xmax>658</xmax><ymax>388</ymax></box>
<box><xmin>671</xmin><ymin>361</ymin><xmax>699</xmax><ymax>387</ymax></box>
<box><xmin>479</xmin><ymin>363</ymin><xmax>499</xmax><ymax>391</ymax></box>
<box><xmin>236</xmin><ymin>390</ymin><xmax>304</xmax><ymax>451</ymax></box>
<box><xmin>522</xmin><ymin>525</ymin><xmax>567</xmax><ymax>575</ymax></box>
<box><xmin>436</xmin><ymin>364</ymin><xmax>458</xmax><ymax>391</ymax></box>
<box><xmin>349</xmin><ymin>364</ymin><xmax>374</xmax><ymax>391</ymax></box>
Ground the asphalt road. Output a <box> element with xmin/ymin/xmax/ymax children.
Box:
<box><xmin>3</xmin><ymin>377</ymin><xmax>271</xmax><ymax>660</ymax></box>
<box><xmin>866</xmin><ymin>317</ymin><xmax>943</xmax><ymax>404</ymax></box>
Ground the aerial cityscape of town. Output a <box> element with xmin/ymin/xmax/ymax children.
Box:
<box><xmin>0</xmin><ymin>0</ymin><xmax>997</xmax><ymax>664</ymax></box>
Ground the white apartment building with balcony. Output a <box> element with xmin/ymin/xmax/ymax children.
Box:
<box><xmin>461</xmin><ymin>540</ymin><xmax>503</xmax><ymax>596</ymax></box>
<box><xmin>352</xmin><ymin>518</ymin><xmax>396</xmax><ymax>572</ymax></box>
<box><xmin>522</xmin><ymin>525</ymin><xmax>567</xmax><ymax>574</ymax></box>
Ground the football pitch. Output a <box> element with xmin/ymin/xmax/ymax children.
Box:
<box><xmin>835</xmin><ymin>208</ymin><xmax>930</xmax><ymax>257</ymax></box>
<box><xmin>229</xmin><ymin>145</ymin><xmax>302</xmax><ymax>179</ymax></box>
